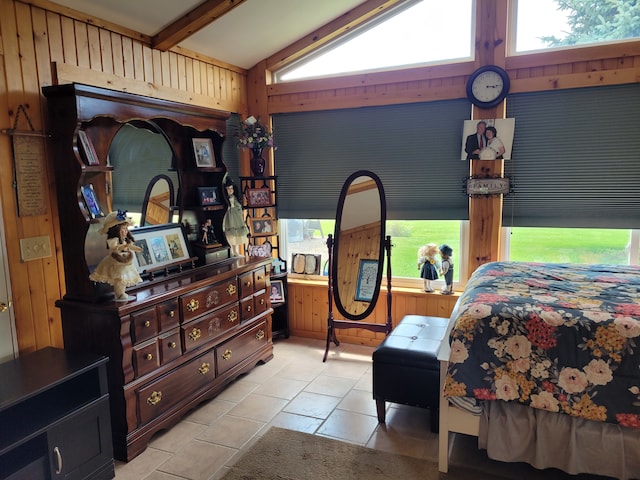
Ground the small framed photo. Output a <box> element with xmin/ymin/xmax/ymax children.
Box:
<box><xmin>192</xmin><ymin>138</ymin><xmax>215</xmax><ymax>167</ymax></box>
<box><xmin>355</xmin><ymin>259</ymin><xmax>378</xmax><ymax>302</ymax></box>
<box><xmin>246</xmin><ymin>188</ymin><xmax>272</xmax><ymax>207</ymax></box>
<box><xmin>131</xmin><ymin>223</ymin><xmax>193</xmax><ymax>274</ymax></box>
<box><xmin>198</xmin><ymin>186</ymin><xmax>221</xmax><ymax>206</ymax></box>
<box><xmin>247</xmin><ymin>241</ymin><xmax>272</xmax><ymax>257</ymax></box>
<box><xmin>270</xmin><ymin>279</ymin><xmax>285</xmax><ymax>304</ymax></box>
<box><xmin>78</xmin><ymin>130</ymin><xmax>99</xmax><ymax>165</ymax></box>
<box><xmin>250</xmin><ymin>218</ymin><xmax>276</xmax><ymax>237</ymax></box>
<box><xmin>81</xmin><ymin>184</ymin><xmax>104</xmax><ymax>218</ymax></box>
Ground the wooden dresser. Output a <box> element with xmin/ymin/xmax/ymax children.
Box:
<box><xmin>57</xmin><ymin>257</ymin><xmax>273</xmax><ymax>461</ymax></box>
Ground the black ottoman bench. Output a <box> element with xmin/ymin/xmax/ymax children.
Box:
<box><xmin>372</xmin><ymin>315</ymin><xmax>449</xmax><ymax>433</ymax></box>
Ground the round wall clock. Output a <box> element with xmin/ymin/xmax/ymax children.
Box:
<box><xmin>466</xmin><ymin>65</ymin><xmax>510</xmax><ymax>108</ymax></box>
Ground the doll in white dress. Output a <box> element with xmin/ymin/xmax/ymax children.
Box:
<box><xmin>222</xmin><ymin>178</ymin><xmax>249</xmax><ymax>256</ymax></box>
<box><xmin>90</xmin><ymin>210</ymin><xmax>143</xmax><ymax>301</ymax></box>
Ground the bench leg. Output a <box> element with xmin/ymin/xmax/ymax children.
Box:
<box><xmin>375</xmin><ymin>399</ymin><xmax>386</xmax><ymax>423</ymax></box>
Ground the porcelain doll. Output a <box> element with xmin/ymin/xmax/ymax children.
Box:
<box><xmin>439</xmin><ymin>244</ymin><xmax>454</xmax><ymax>294</ymax></box>
<box><xmin>222</xmin><ymin>178</ymin><xmax>249</xmax><ymax>256</ymax></box>
<box><xmin>417</xmin><ymin>243</ymin><xmax>439</xmax><ymax>292</ymax></box>
<box><xmin>90</xmin><ymin>210</ymin><xmax>143</xmax><ymax>301</ymax></box>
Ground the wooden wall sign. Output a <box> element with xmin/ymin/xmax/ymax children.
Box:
<box><xmin>12</xmin><ymin>134</ymin><xmax>47</xmax><ymax>216</ymax></box>
<box><xmin>465</xmin><ymin>177</ymin><xmax>511</xmax><ymax>197</ymax></box>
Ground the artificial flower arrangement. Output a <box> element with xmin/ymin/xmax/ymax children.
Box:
<box><xmin>237</xmin><ymin>115</ymin><xmax>276</xmax><ymax>152</ymax></box>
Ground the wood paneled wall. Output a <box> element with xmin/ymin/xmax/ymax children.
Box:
<box><xmin>0</xmin><ymin>0</ymin><xmax>248</xmax><ymax>354</ymax></box>
<box><xmin>287</xmin><ymin>280</ymin><xmax>459</xmax><ymax>347</ymax></box>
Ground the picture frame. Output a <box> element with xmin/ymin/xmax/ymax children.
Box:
<box><xmin>192</xmin><ymin>138</ymin><xmax>216</xmax><ymax>167</ymax></box>
<box><xmin>291</xmin><ymin>253</ymin><xmax>321</xmax><ymax>275</ymax></box>
<box><xmin>80</xmin><ymin>184</ymin><xmax>104</xmax><ymax>218</ymax></box>
<box><xmin>250</xmin><ymin>218</ymin><xmax>276</xmax><ymax>237</ymax></box>
<box><xmin>270</xmin><ymin>279</ymin><xmax>285</xmax><ymax>304</ymax></box>
<box><xmin>131</xmin><ymin>223</ymin><xmax>193</xmax><ymax>274</ymax></box>
<box><xmin>246</xmin><ymin>187</ymin><xmax>272</xmax><ymax>207</ymax></box>
<box><xmin>198</xmin><ymin>186</ymin><xmax>221</xmax><ymax>206</ymax></box>
<box><xmin>247</xmin><ymin>241</ymin><xmax>272</xmax><ymax>257</ymax></box>
<box><xmin>355</xmin><ymin>259</ymin><xmax>379</xmax><ymax>302</ymax></box>
<box><xmin>78</xmin><ymin>130</ymin><xmax>99</xmax><ymax>165</ymax></box>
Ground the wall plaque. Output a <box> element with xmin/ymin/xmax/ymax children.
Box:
<box><xmin>465</xmin><ymin>177</ymin><xmax>511</xmax><ymax>197</ymax></box>
<box><xmin>13</xmin><ymin>134</ymin><xmax>47</xmax><ymax>216</ymax></box>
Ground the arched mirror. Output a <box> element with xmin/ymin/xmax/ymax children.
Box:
<box><xmin>323</xmin><ymin>170</ymin><xmax>392</xmax><ymax>362</ymax></box>
<box><xmin>108</xmin><ymin>122</ymin><xmax>179</xmax><ymax>224</ymax></box>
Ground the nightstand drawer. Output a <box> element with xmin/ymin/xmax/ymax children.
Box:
<box><xmin>181</xmin><ymin>303</ymin><xmax>240</xmax><ymax>353</ymax></box>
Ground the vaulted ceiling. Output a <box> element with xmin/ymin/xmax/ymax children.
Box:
<box><xmin>47</xmin><ymin>0</ymin><xmax>403</xmax><ymax>70</ymax></box>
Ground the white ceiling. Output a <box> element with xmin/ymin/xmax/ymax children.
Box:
<box><xmin>48</xmin><ymin>0</ymin><xmax>368</xmax><ymax>69</ymax></box>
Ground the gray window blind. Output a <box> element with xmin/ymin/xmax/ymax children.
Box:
<box><xmin>273</xmin><ymin>101</ymin><xmax>471</xmax><ymax>220</ymax></box>
<box><xmin>504</xmin><ymin>84</ymin><xmax>640</xmax><ymax>228</ymax></box>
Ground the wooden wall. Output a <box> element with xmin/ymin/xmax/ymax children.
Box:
<box><xmin>0</xmin><ymin>0</ymin><xmax>248</xmax><ymax>354</ymax></box>
<box><xmin>3</xmin><ymin>0</ymin><xmax>640</xmax><ymax>354</ymax></box>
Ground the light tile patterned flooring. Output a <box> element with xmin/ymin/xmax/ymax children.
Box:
<box><xmin>113</xmin><ymin>336</ymin><xmax>609</xmax><ymax>480</ymax></box>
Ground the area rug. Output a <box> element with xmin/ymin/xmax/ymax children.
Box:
<box><xmin>221</xmin><ymin>427</ymin><xmax>508</xmax><ymax>480</ymax></box>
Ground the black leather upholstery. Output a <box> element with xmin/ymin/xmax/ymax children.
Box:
<box><xmin>372</xmin><ymin>315</ymin><xmax>448</xmax><ymax>433</ymax></box>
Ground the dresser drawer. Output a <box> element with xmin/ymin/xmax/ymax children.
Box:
<box><xmin>159</xmin><ymin>328</ymin><xmax>182</xmax><ymax>364</ymax></box>
<box><xmin>181</xmin><ymin>303</ymin><xmax>240</xmax><ymax>353</ymax></box>
<box><xmin>181</xmin><ymin>279</ymin><xmax>238</xmax><ymax>323</ymax></box>
<box><xmin>254</xmin><ymin>290</ymin><xmax>269</xmax><ymax>316</ymax></box>
<box><xmin>238</xmin><ymin>271</ymin><xmax>255</xmax><ymax>298</ymax></box>
<box><xmin>131</xmin><ymin>307</ymin><xmax>159</xmax><ymax>344</ymax></box>
<box><xmin>133</xmin><ymin>338</ymin><xmax>160</xmax><ymax>378</ymax></box>
<box><xmin>136</xmin><ymin>350</ymin><xmax>215</xmax><ymax>425</ymax></box>
<box><xmin>157</xmin><ymin>299</ymin><xmax>179</xmax><ymax>332</ymax></box>
<box><xmin>216</xmin><ymin>320</ymin><xmax>268</xmax><ymax>375</ymax></box>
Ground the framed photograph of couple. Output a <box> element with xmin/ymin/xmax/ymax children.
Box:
<box><xmin>192</xmin><ymin>138</ymin><xmax>216</xmax><ymax>167</ymax></box>
<box><xmin>460</xmin><ymin>118</ymin><xmax>515</xmax><ymax>160</ymax></box>
<box><xmin>198</xmin><ymin>186</ymin><xmax>221</xmax><ymax>206</ymax></box>
<box><xmin>250</xmin><ymin>218</ymin><xmax>276</xmax><ymax>237</ymax></box>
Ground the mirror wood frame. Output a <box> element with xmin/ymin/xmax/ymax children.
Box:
<box><xmin>324</xmin><ymin>170</ymin><xmax>392</xmax><ymax>362</ymax></box>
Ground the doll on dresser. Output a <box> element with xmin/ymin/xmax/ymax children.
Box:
<box><xmin>222</xmin><ymin>177</ymin><xmax>249</xmax><ymax>256</ymax></box>
<box><xmin>90</xmin><ymin>210</ymin><xmax>143</xmax><ymax>301</ymax></box>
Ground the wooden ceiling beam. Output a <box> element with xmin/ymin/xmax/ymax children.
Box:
<box><xmin>264</xmin><ymin>0</ymin><xmax>407</xmax><ymax>72</ymax></box>
<box><xmin>152</xmin><ymin>0</ymin><xmax>246</xmax><ymax>51</ymax></box>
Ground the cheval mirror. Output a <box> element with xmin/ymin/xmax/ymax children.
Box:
<box><xmin>323</xmin><ymin>170</ymin><xmax>393</xmax><ymax>362</ymax></box>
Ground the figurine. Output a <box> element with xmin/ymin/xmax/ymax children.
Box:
<box><xmin>89</xmin><ymin>210</ymin><xmax>143</xmax><ymax>301</ymax></box>
<box><xmin>201</xmin><ymin>218</ymin><xmax>217</xmax><ymax>245</ymax></box>
<box><xmin>439</xmin><ymin>244</ymin><xmax>454</xmax><ymax>295</ymax></box>
<box><xmin>222</xmin><ymin>177</ymin><xmax>249</xmax><ymax>256</ymax></box>
<box><xmin>417</xmin><ymin>243</ymin><xmax>439</xmax><ymax>292</ymax></box>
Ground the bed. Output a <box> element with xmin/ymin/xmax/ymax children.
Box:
<box><xmin>437</xmin><ymin>261</ymin><xmax>640</xmax><ymax>478</ymax></box>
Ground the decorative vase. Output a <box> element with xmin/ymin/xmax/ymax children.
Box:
<box><xmin>250</xmin><ymin>148</ymin><xmax>266</xmax><ymax>176</ymax></box>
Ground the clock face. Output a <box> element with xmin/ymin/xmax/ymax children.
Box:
<box><xmin>466</xmin><ymin>66</ymin><xmax>510</xmax><ymax>108</ymax></box>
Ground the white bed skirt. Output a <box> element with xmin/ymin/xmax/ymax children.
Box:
<box><xmin>479</xmin><ymin>401</ymin><xmax>640</xmax><ymax>479</ymax></box>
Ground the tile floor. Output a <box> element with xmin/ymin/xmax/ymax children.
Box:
<box><xmin>113</xmin><ymin>336</ymin><xmax>610</xmax><ymax>480</ymax></box>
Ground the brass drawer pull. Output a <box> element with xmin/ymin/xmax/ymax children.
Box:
<box><xmin>228</xmin><ymin>310</ymin><xmax>238</xmax><ymax>323</ymax></box>
<box><xmin>244</xmin><ymin>280</ymin><xmax>252</xmax><ymax>287</ymax></box>
<box><xmin>246</xmin><ymin>305</ymin><xmax>252</xmax><ymax>312</ymax></box>
<box><xmin>144</xmin><ymin>320</ymin><xmax>151</xmax><ymax>327</ymax></box>
<box><xmin>145</xmin><ymin>353</ymin><xmax>153</xmax><ymax>360</ymax></box>
<box><xmin>259</xmin><ymin>298</ymin><xmax>265</xmax><ymax>305</ymax></box>
<box><xmin>256</xmin><ymin>330</ymin><xmax>265</xmax><ymax>341</ymax></box>
<box><xmin>226</xmin><ymin>284</ymin><xmax>237</xmax><ymax>295</ymax></box>
<box><xmin>198</xmin><ymin>362</ymin><xmax>210</xmax><ymax>375</ymax></box>
<box><xmin>168</xmin><ymin>341</ymin><xmax>177</xmax><ymax>348</ymax></box>
<box><xmin>222</xmin><ymin>349</ymin><xmax>232</xmax><ymax>360</ymax></box>
<box><xmin>147</xmin><ymin>391</ymin><xmax>162</xmax><ymax>406</ymax></box>
<box><xmin>170</xmin><ymin>310</ymin><xmax>175</xmax><ymax>317</ymax></box>
<box><xmin>189</xmin><ymin>328</ymin><xmax>202</xmax><ymax>341</ymax></box>
<box><xmin>186</xmin><ymin>298</ymin><xmax>200</xmax><ymax>312</ymax></box>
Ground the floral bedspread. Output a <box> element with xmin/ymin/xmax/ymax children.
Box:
<box><xmin>443</xmin><ymin>261</ymin><xmax>640</xmax><ymax>429</ymax></box>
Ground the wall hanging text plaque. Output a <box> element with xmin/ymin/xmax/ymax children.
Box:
<box><xmin>13</xmin><ymin>134</ymin><xmax>47</xmax><ymax>216</ymax></box>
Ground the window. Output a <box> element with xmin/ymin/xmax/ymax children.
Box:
<box><xmin>275</xmin><ymin>0</ymin><xmax>474</xmax><ymax>82</ymax></box>
<box><xmin>280</xmin><ymin>219</ymin><xmax>464</xmax><ymax>290</ymax></box>
<box><xmin>502</xmin><ymin>227</ymin><xmax>639</xmax><ymax>266</ymax></box>
<box><xmin>514</xmin><ymin>0</ymin><xmax>640</xmax><ymax>54</ymax></box>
